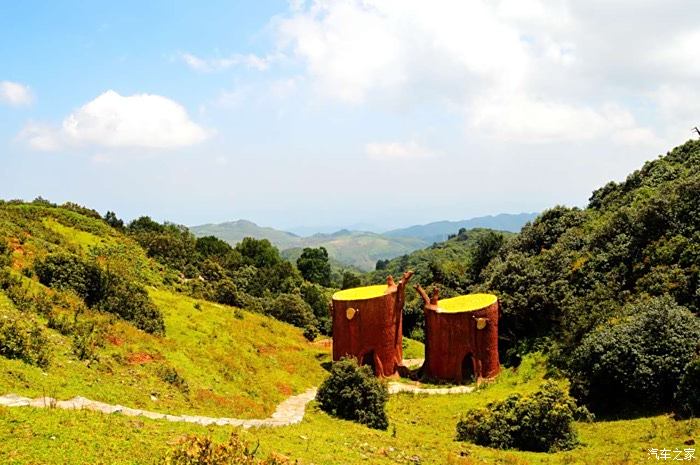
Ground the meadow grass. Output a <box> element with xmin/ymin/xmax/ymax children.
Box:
<box><xmin>0</xmin><ymin>353</ymin><xmax>695</xmax><ymax>465</ymax></box>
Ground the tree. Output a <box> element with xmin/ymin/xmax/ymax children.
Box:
<box><xmin>235</xmin><ymin>237</ymin><xmax>281</xmax><ymax>269</ymax></box>
<box><xmin>375</xmin><ymin>259</ymin><xmax>389</xmax><ymax>271</ymax></box>
<box><xmin>341</xmin><ymin>271</ymin><xmax>361</xmax><ymax>289</ymax></box>
<box><xmin>296</xmin><ymin>247</ymin><xmax>331</xmax><ymax>286</ymax></box>
<box><xmin>470</xmin><ymin>230</ymin><xmax>505</xmax><ymax>280</ymax></box>
<box><xmin>103</xmin><ymin>211</ymin><xmax>124</xmax><ymax>229</ymax></box>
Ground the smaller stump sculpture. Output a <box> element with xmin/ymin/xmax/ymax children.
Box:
<box><xmin>416</xmin><ymin>286</ymin><xmax>500</xmax><ymax>383</ymax></box>
<box><xmin>331</xmin><ymin>272</ymin><xmax>413</xmax><ymax>377</ymax></box>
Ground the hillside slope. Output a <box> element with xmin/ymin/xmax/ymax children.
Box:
<box><xmin>0</xmin><ymin>203</ymin><xmax>326</xmax><ymax>419</ymax></box>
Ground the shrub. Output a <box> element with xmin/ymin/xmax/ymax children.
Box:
<box><xmin>99</xmin><ymin>277</ymin><xmax>165</xmax><ymax>335</ymax></box>
<box><xmin>163</xmin><ymin>433</ymin><xmax>292</xmax><ymax>465</ymax></box>
<box><xmin>675</xmin><ymin>358</ymin><xmax>700</xmax><ymax>418</ymax></box>
<box><xmin>157</xmin><ymin>365</ymin><xmax>190</xmax><ymax>395</ymax></box>
<box><xmin>456</xmin><ymin>381</ymin><xmax>590</xmax><ymax>452</ymax></box>
<box><xmin>266</xmin><ymin>293</ymin><xmax>315</xmax><ymax>329</ymax></box>
<box><xmin>316</xmin><ymin>358</ymin><xmax>389</xmax><ymax>430</ymax></box>
<box><xmin>302</xmin><ymin>324</ymin><xmax>318</xmax><ymax>341</ymax></box>
<box><xmin>0</xmin><ymin>240</ymin><xmax>10</xmax><ymax>267</ymax></box>
<box><xmin>568</xmin><ymin>296</ymin><xmax>700</xmax><ymax>414</ymax></box>
<box><xmin>71</xmin><ymin>318</ymin><xmax>106</xmax><ymax>361</ymax></box>
<box><xmin>0</xmin><ymin>313</ymin><xmax>51</xmax><ymax>367</ymax></box>
<box><xmin>34</xmin><ymin>253</ymin><xmax>104</xmax><ymax>306</ymax></box>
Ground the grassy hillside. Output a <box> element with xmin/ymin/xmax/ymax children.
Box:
<box><xmin>0</xmin><ymin>202</ymin><xmax>326</xmax><ymax>419</ymax></box>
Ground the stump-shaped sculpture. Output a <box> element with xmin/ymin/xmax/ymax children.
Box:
<box><xmin>331</xmin><ymin>272</ymin><xmax>413</xmax><ymax>377</ymax></box>
<box><xmin>416</xmin><ymin>286</ymin><xmax>500</xmax><ymax>383</ymax></box>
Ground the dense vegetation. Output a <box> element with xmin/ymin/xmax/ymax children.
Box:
<box><xmin>365</xmin><ymin>140</ymin><xmax>700</xmax><ymax>418</ymax></box>
<box><xmin>456</xmin><ymin>381</ymin><xmax>591</xmax><ymax>452</ymax></box>
<box><xmin>316</xmin><ymin>358</ymin><xmax>389</xmax><ymax>430</ymax></box>
<box><xmin>366</xmin><ymin>228</ymin><xmax>513</xmax><ymax>340</ymax></box>
<box><xmin>478</xmin><ymin>141</ymin><xmax>700</xmax><ymax>366</ymax></box>
<box><xmin>568</xmin><ymin>296</ymin><xmax>700</xmax><ymax>415</ymax></box>
<box><xmin>123</xmin><ymin>216</ymin><xmax>334</xmax><ymax>338</ymax></box>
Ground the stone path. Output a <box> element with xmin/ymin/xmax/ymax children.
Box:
<box><xmin>387</xmin><ymin>382</ymin><xmax>474</xmax><ymax>395</ymax></box>
<box><xmin>0</xmin><ymin>379</ymin><xmax>472</xmax><ymax>427</ymax></box>
<box><xmin>0</xmin><ymin>388</ymin><xmax>317</xmax><ymax>428</ymax></box>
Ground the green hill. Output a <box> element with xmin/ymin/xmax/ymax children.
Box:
<box><xmin>191</xmin><ymin>220</ymin><xmax>301</xmax><ymax>250</ymax></box>
<box><xmin>0</xmin><ymin>203</ymin><xmax>326</xmax><ymax>419</ymax></box>
<box><xmin>288</xmin><ymin>230</ymin><xmax>427</xmax><ymax>271</ymax></box>
<box><xmin>191</xmin><ymin>221</ymin><xmax>429</xmax><ymax>271</ymax></box>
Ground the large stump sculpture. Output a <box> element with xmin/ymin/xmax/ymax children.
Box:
<box><xmin>416</xmin><ymin>286</ymin><xmax>500</xmax><ymax>383</ymax></box>
<box><xmin>331</xmin><ymin>272</ymin><xmax>413</xmax><ymax>377</ymax></box>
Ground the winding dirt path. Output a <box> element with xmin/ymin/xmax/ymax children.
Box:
<box><xmin>0</xmin><ymin>380</ymin><xmax>472</xmax><ymax>427</ymax></box>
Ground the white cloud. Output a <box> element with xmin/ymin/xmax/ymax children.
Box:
<box><xmin>273</xmin><ymin>0</ymin><xmax>694</xmax><ymax>145</ymax></box>
<box><xmin>20</xmin><ymin>90</ymin><xmax>209</xmax><ymax>151</ymax></box>
<box><xmin>471</xmin><ymin>94</ymin><xmax>657</xmax><ymax>145</ymax></box>
<box><xmin>276</xmin><ymin>0</ymin><xmax>531</xmax><ymax>104</ymax></box>
<box><xmin>365</xmin><ymin>141</ymin><xmax>435</xmax><ymax>160</ymax></box>
<box><xmin>180</xmin><ymin>52</ymin><xmax>278</xmax><ymax>72</ymax></box>
<box><xmin>0</xmin><ymin>80</ymin><xmax>33</xmax><ymax>106</ymax></box>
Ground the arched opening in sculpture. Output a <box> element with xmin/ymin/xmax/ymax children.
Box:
<box><xmin>362</xmin><ymin>351</ymin><xmax>376</xmax><ymax>372</ymax></box>
<box><xmin>461</xmin><ymin>353</ymin><xmax>475</xmax><ymax>383</ymax></box>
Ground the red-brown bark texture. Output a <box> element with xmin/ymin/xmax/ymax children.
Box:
<box><xmin>331</xmin><ymin>272</ymin><xmax>413</xmax><ymax>377</ymax></box>
<box><xmin>417</xmin><ymin>286</ymin><xmax>500</xmax><ymax>383</ymax></box>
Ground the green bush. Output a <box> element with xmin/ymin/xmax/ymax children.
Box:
<box><xmin>99</xmin><ymin>277</ymin><xmax>165</xmax><ymax>335</ymax></box>
<box><xmin>568</xmin><ymin>296</ymin><xmax>700</xmax><ymax>414</ymax></box>
<box><xmin>34</xmin><ymin>253</ymin><xmax>104</xmax><ymax>306</ymax></box>
<box><xmin>163</xmin><ymin>433</ymin><xmax>292</xmax><ymax>465</ymax></box>
<box><xmin>266</xmin><ymin>293</ymin><xmax>315</xmax><ymax>329</ymax></box>
<box><xmin>0</xmin><ymin>240</ymin><xmax>10</xmax><ymax>267</ymax></box>
<box><xmin>0</xmin><ymin>313</ymin><xmax>51</xmax><ymax>367</ymax></box>
<box><xmin>35</xmin><ymin>254</ymin><xmax>164</xmax><ymax>335</ymax></box>
<box><xmin>157</xmin><ymin>365</ymin><xmax>190</xmax><ymax>395</ymax></box>
<box><xmin>675</xmin><ymin>358</ymin><xmax>700</xmax><ymax>418</ymax></box>
<box><xmin>316</xmin><ymin>358</ymin><xmax>389</xmax><ymax>430</ymax></box>
<box><xmin>456</xmin><ymin>381</ymin><xmax>590</xmax><ymax>452</ymax></box>
<box><xmin>71</xmin><ymin>318</ymin><xmax>106</xmax><ymax>361</ymax></box>
<box><xmin>302</xmin><ymin>324</ymin><xmax>318</xmax><ymax>341</ymax></box>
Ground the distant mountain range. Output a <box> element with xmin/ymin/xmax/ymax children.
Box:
<box><xmin>383</xmin><ymin>213</ymin><xmax>538</xmax><ymax>243</ymax></box>
<box><xmin>190</xmin><ymin>212</ymin><xmax>537</xmax><ymax>271</ymax></box>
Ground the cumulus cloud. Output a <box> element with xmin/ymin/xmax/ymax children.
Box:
<box><xmin>272</xmin><ymin>0</ymin><xmax>700</xmax><ymax>145</ymax></box>
<box><xmin>365</xmin><ymin>141</ymin><xmax>435</xmax><ymax>160</ymax></box>
<box><xmin>0</xmin><ymin>80</ymin><xmax>33</xmax><ymax>106</ymax></box>
<box><xmin>179</xmin><ymin>51</ymin><xmax>279</xmax><ymax>72</ymax></box>
<box><xmin>20</xmin><ymin>90</ymin><xmax>210</xmax><ymax>151</ymax></box>
<box><xmin>471</xmin><ymin>94</ymin><xmax>658</xmax><ymax>145</ymax></box>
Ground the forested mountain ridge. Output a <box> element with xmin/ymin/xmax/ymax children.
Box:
<box><xmin>383</xmin><ymin>212</ymin><xmax>538</xmax><ymax>242</ymax></box>
<box><xmin>473</xmin><ymin>140</ymin><xmax>700</xmax><ymax>364</ymax></box>
<box><xmin>191</xmin><ymin>213</ymin><xmax>537</xmax><ymax>271</ymax></box>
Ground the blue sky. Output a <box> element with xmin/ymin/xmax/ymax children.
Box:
<box><xmin>1</xmin><ymin>1</ymin><xmax>699</xmax><ymax>231</ymax></box>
